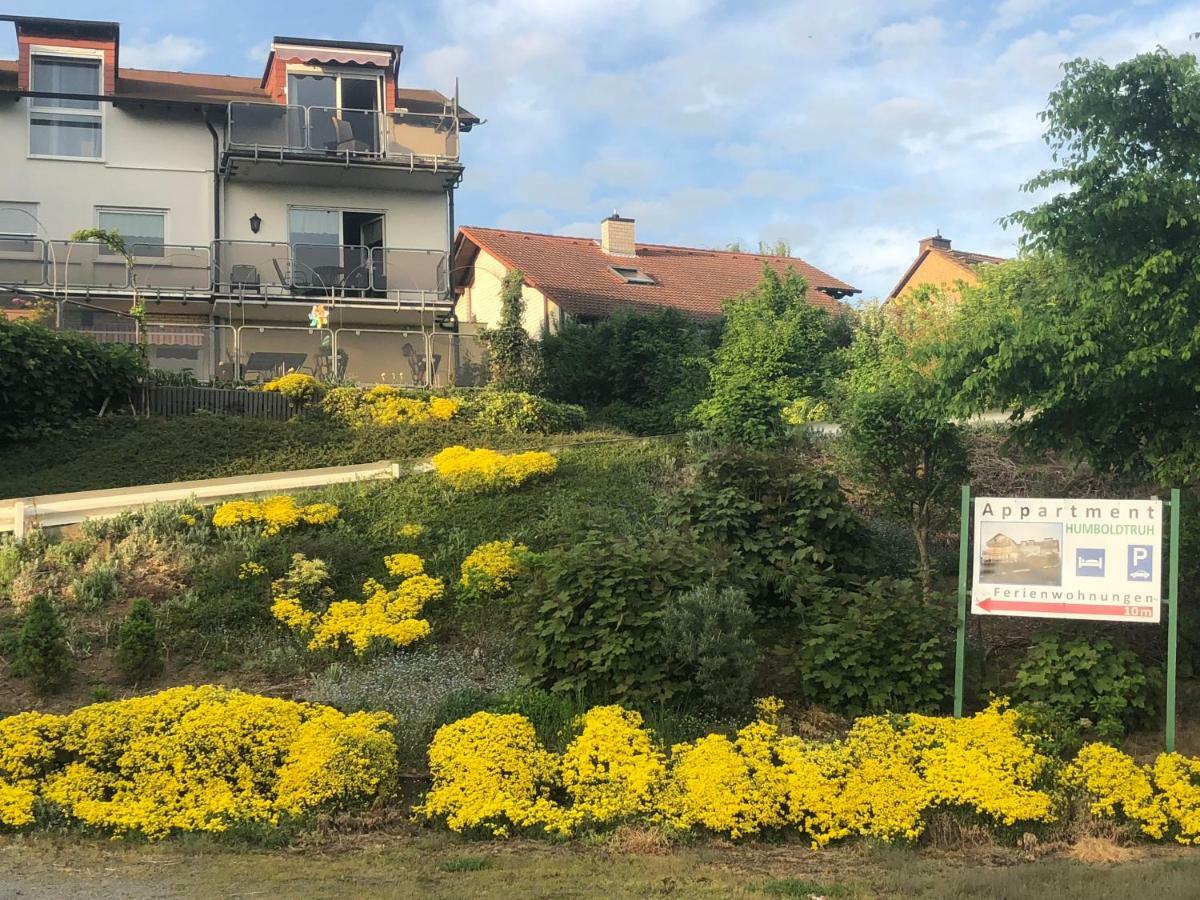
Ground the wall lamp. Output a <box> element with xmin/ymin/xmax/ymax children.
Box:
<box><xmin>249</xmin><ymin>213</ymin><xmax>262</xmax><ymax>234</ymax></box>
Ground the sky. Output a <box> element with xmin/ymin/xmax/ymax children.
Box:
<box><xmin>5</xmin><ymin>1</ymin><xmax>1200</xmax><ymax>298</ymax></box>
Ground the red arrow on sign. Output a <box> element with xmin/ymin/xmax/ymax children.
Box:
<box><xmin>976</xmin><ymin>597</ymin><xmax>1130</xmax><ymax>616</ymax></box>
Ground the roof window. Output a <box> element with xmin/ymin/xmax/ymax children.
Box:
<box><xmin>609</xmin><ymin>265</ymin><xmax>656</xmax><ymax>285</ymax></box>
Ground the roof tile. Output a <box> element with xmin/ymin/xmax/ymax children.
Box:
<box><xmin>457</xmin><ymin>226</ymin><xmax>858</xmax><ymax>320</ymax></box>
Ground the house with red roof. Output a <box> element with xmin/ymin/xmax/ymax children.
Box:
<box><xmin>452</xmin><ymin>216</ymin><xmax>859</xmax><ymax>337</ymax></box>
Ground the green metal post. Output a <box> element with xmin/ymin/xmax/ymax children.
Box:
<box><xmin>954</xmin><ymin>485</ymin><xmax>971</xmax><ymax>718</ymax></box>
<box><xmin>1167</xmin><ymin>488</ymin><xmax>1180</xmax><ymax>753</ymax></box>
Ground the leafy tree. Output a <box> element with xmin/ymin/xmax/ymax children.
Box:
<box><xmin>114</xmin><ymin>598</ymin><xmax>164</xmax><ymax>683</ymax></box>
<box><xmin>694</xmin><ymin>267</ymin><xmax>836</xmax><ymax>445</ymax></box>
<box><xmin>840</xmin><ymin>306</ymin><xmax>968</xmax><ymax>599</ymax></box>
<box><xmin>12</xmin><ymin>594</ymin><xmax>72</xmax><ymax>694</ymax></box>
<box><xmin>542</xmin><ymin>308</ymin><xmax>714</xmax><ymax>433</ymax></box>
<box><xmin>933</xmin><ymin>50</ymin><xmax>1200</xmax><ymax>483</ymax></box>
<box><xmin>661</xmin><ymin>582</ymin><xmax>759</xmax><ymax>714</ymax></box>
<box><xmin>477</xmin><ymin>269</ymin><xmax>543</xmax><ymax>392</ymax></box>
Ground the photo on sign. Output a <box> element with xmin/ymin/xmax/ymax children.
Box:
<box><xmin>978</xmin><ymin>521</ymin><xmax>1063</xmax><ymax>586</ymax></box>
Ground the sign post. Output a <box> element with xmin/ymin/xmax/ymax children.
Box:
<box><xmin>954</xmin><ymin>485</ymin><xmax>970</xmax><ymax>718</ymax></box>
<box><xmin>954</xmin><ymin>490</ymin><xmax>1180</xmax><ymax>750</ymax></box>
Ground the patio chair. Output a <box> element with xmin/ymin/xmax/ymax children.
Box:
<box><xmin>331</xmin><ymin>117</ymin><xmax>371</xmax><ymax>154</ymax></box>
<box><xmin>229</xmin><ymin>264</ymin><xmax>260</xmax><ymax>291</ymax></box>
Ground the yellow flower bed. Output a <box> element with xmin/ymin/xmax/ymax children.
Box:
<box><xmin>261</xmin><ymin>372</ymin><xmax>318</xmax><ymax>402</ymax></box>
<box><xmin>1065</xmin><ymin>743</ymin><xmax>1200</xmax><ymax>844</ymax></box>
<box><xmin>418</xmin><ymin>700</ymin><xmax>1059</xmax><ymax>844</ymax></box>
<box><xmin>431</xmin><ymin>446</ymin><xmax>557</xmax><ymax>492</ymax></box>
<box><xmin>212</xmin><ymin>496</ymin><xmax>339</xmax><ymax>536</ymax></box>
<box><xmin>0</xmin><ymin>687</ymin><xmax>395</xmax><ymax>838</ymax></box>
<box><xmin>327</xmin><ymin>385</ymin><xmax>462</xmax><ymax>427</ymax></box>
<box><xmin>270</xmin><ymin>552</ymin><xmax>442</xmax><ymax>655</ymax></box>
<box><xmin>459</xmin><ymin>539</ymin><xmax>529</xmax><ymax>600</ymax></box>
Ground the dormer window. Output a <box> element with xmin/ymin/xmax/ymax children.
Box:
<box><xmin>609</xmin><ymin>265</ymin><xmax>656</xmax><ymax>285</ymax></box>
<box><xmin>29</xmin><ymin>55</ymin><xmax>103</xmax><ymax>159</ymax></box>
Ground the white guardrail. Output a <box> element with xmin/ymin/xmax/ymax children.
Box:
<box><xmin>0</xmin><ymin>460</ymin><xmax>402</xmax><ymax>539</ymax></box>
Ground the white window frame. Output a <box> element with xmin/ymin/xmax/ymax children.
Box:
<box><xmin>95</xmin><ymin>207</ymin><xmax>167</xmax><ymax>259</ymax></box>
<box><xmin>28</xmin><ymin>47</ymin><xmax>106</xmax><ymax>162</ymax></box>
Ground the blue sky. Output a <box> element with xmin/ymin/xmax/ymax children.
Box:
<box><xmin>5</xmin><ymin>1</ymin><xmax>1200</xmax><ymax>297</ymax></box>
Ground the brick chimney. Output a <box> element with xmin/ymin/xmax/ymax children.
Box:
<box><xmin>919</xmin><ymin>233</ymin><xmax>951</xmax><ymax>253</ymax></box>
<box><xmin>600</xmin><ymin>214</ymin><xmax>637</xmax><ymax>257</ymax></box>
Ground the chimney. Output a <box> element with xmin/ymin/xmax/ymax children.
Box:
<box><xmin>600</xmin><ymin>213</ymin><xmax>637</xmax><ymax>257</ymax></box>
<box><xmin>919</xmin><ymin>232</ymin><xmax>951</xmax><ymax>253</ymax></box>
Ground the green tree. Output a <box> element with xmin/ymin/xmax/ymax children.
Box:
<box><xmin>477</xmin><ymin>269</ymin><xmax>543</xmax><ymax>392</ymax></box>
<box><xmin>694</xmin><ymin>267</ymin><xmax>835</xmax><ymax>445</ymax></box>
<box><xmin>12</xmin><ymin>594</ymin><xmax>72</xmax><ymax>694</ymax></box>
<box><xmin>934</xmin><ymin>50</ymin><xmax>1200</xmax><ymax>483</ymax></box>
<box><xmin>840</xmin><ymin>307</ymin><xmax>968</xmax><ymax>599</ymax></box>
<box><xmin>114</xmin><ymin>598</ymin><xmax>164</xmax><ymax>683</ymax></box>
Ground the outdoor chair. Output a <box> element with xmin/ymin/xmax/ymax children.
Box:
<box><xmin>229</xmin><ymin>264</ymin><xmax>260</xmax><ymax>291</ymax></box>
<box><xmin>331</xmin><ymin>117</ymin><xmax>371</xmax><ymax>154</ymax></box>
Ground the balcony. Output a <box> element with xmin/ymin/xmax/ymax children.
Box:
<box><xmin>0</xmin><ymin>239</ymin><xmax>450</xmax><ymax>308</ymax></box>
<box><xmin>223</xmin><ymin>102</ymin><xmax>462</xmax><ymax>189</ymax></box>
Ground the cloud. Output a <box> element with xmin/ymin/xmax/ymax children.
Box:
<box><xmin>122</xmin><ymin>35</ymin><xmax>209</xmax><ymax>71</ymax></box>
<box><xmin>373</xmin><ymin>0</ymin><xmax>1200</xmax><ymax>297</ymax></box>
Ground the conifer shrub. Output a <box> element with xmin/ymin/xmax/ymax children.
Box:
<box><xmin>114</xmin><ymin>598</ymin><xmax>164</xmax><ymax>684</ymax></box>
<box><xmin>12</xmin><ymin>594</ymin><xmax>72</xmax><ymax>694</ymax></box>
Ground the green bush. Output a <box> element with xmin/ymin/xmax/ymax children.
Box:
<box><xmin>12</xmin><ymin>594</ymin><xmax>73</xmax><ymax>694</ymax></box>
<box><xmin>661</xmin><ymin>582</ymin><xmax>759</xmax><ymax>714</ymax></box>
<box><xmin>1011</xmin><ymin>635</ymin><xmax>1154</xmax><ymax>740</ymax></box>
<box><xmin>459</xmin><ymin>390</ymin><xmax>586</xmax><ymax>434</ymax></box>
<box><xmin>542</xmin><ymin>308</ymin><xmax>714</xmax><ymax>434</ymax></box>
<box><xmin>0</xmin><ymin>319</ymin><xmax>146</xmax><ymax>442</ymax></box>
<box><xmin>518</xmin><ymin>529</ymin><xmax>710</xmax><ymax>702</ymax></box>
<box><xmin>667</xmin><ymin>445</ymin><xmax>869</xmax><ymax>612</ymax></box>
<box><xmin>693</xmin><ymin>267</ymin><xmax>840</xmax><ymax>444</ymax></box>
<box><xmin>795</xmin><ymin>578</ymin><xmax>951</xmax><ymax>717</ymax></box>
<box><xmin>69</xmin><ymin>561</ymin><xmax>121</xmax><ymax>610</ymax></box>
<box><xmin>114</xmin><ymin>598</ymin><xmax>164</xmax><ymax>683</ymax></box>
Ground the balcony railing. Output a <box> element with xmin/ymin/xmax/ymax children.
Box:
<box><xmin>0</xmin><ymin>239</ymin><xmax>450</xmax><ymax>305</ymax></box>
<box><xmin>226</xmin><ymin>102</ymin><xmax>461</xmax><ymax>165</ymax></box>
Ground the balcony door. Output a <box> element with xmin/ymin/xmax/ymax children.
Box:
<box><xmin>287</xmin><ymin>71</ymin><xmax>381</xmax><ymax>153</ymax></box>
<box><xmin>289</xmin><ymin>207</ymin><xmax>384</xmax><ymax>294</ymax></box>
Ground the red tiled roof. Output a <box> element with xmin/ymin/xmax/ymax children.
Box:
<box><xmin>456</xmin><ymin>226</ymin><xmax>858</xmax><ymax>321</ymax></box>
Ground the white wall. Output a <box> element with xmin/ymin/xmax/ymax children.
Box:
<box><xmin>458</xmin><ymin>246</ymin><xmax>559</xmax><ymax>337</ymax></box>
<box><xmin>0</xmin><ymin>101</ymin><xmax>214</xmax><ymax>245</ymax></box>
<box><xmin>222</xmin><ymin>182</ymin><xmax>448</xmax><ymax>250</ymax></box>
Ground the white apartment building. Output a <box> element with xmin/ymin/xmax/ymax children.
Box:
<box><xmin>0</xmin><ymin>14</ymin><xmax>482</xmax><ymax>386</ymax></box>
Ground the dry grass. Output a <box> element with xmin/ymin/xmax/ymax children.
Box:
<box><xmin>1065</xmin><ymin>836</ymin><xmax>1144</xmax><ymax>866</ymax></box>
<box><xmin>922</xmin><ymin>813</ymin><xmax>997</xmax><ymax>851</ymax></box>
<box><xmin>610</xmin><ymin>825</ymin><xmax>674</xmax><ymax>856</ymax></box>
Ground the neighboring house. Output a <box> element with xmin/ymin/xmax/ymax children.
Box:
<box><xmin>887</xmin><ymin>233</ymin><xmax>1006</xmax><ymax>302</ymax></box>
<box><xmin>981</xmin><ymin>533</ymin><xmax>1020</xmax><ymax>565</ymax></box>
<box><xmin>0</xmin><ymin>14</ymin><xmax>480</xmax><ymax>386</ymax></box>
<box><xmin>452</xmin><ymin>215</ymin><xmax>859</xmax><ymax>337</ymax></box>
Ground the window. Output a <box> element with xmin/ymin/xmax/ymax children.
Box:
<box><xmin>29</xmin><ymin>56</ymin><xmax>103</xmax><ymax>159</ymax></box>
<box><xmin>97</xmin><ymin>209</ymin><xmax>165</xmax><ymax>257</ymax></box>
<box><xmin>0</xmin><ymin>203</ymin><xmax>38</xmax><ymax>253</ymax></box>
<box><xmin>609</xmin><ymin>265</ymin><xmax>656</xmax><ymax>285</ymax></box>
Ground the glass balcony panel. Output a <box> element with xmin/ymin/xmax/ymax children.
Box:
<box><xmin>371</xmin><ymin>248</ymin><xmax>448</xmax><ymax>300</ymax></box>
<box><xmin>47</xmin><ymin>241</ymin><xmax>130</xmax><ymax>290</ymax></box>
<box><xmin>228</xmin><ymin>103</ymin><xmax>305</xmax><ymax>150</ymax></box>
<box><xmin>385</xmin><ymin>112</ymin><xmax>459</xmax><ymax>160</ymax></box>
<box><xmin>130</xmin><ymin>244</ymin><xmax>211</xmax><ymax>291</ymax></box>
<box><xmin>211</xmin><ymin>241</ymin><xmax>292</xmax><ymax>293</ymax></box>
<box><xmin>0</xmin><ymin>237</ymin><xmax>46</xmax><ymax>286</ymax></box>
<box><xmin>332</xmin><ymin>328</ymin><xmax>430</xmax><ymax>386</ymax></box>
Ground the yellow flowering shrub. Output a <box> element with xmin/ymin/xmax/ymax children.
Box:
<box><xmin>397</xmin><ymin>523</ymin><xmax>425</xmax><ymax>539</ymax></box>
<box><xmin>458</xmin><ymin>539</ymin><xmax>529</xmax><ymax>601</ymax></box>
<box><xmin>0</xmin><ymin>687</ymin><xmax>395</xmax><ymax>838</ymax></box>
<box><xmin>324</xmin><ymin>385</ymin><xmax>462</xmax><ymax>427</ymax></box>
<box><xmin>561</xmin><ymin>706</ymin><xmax>666</xmax><ymax>826</ymax></box>
<box><xmin>1154</xmin><ymin>753</ymin><xmax>1200</xmax><ymax>844</ymax></box>
<box><xmin>1064</xmin><ymin>743</ymin><xmax>1200</xmax><ymax>843</ymax></box>
<box><xmin>431</xmin><ymin>446</ymin><xmax>558</xmax><ymax>493</ymax></box>
<box><xmin>271</xmin><ymin>553</ymin><xmax>441</xmax><ymax>655</ymax></box>
<box><xmin>261</xmin><ymin>372</ymin><xmax>318</xmax><ymax>402</ymax></box>
<box><xmin>422</xmin><ymin>700</ymin><xmax>1058</xmax><ymax>845</ymax></box>
<box><xmin>239</xmin><ymin>561</ymin><xmax>268</xmax><ymax>580</ymax></box>
<box><xmin>416</xmin><ymin>712</ymin><xmax>572</xmax><ymax>836</ymax></box>
<box><xmin>212</xmin><ymin>496</ymin><xmax>339</xmax><ymax>536</ymax></box>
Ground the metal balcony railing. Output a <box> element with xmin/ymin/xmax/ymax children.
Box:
<box><xmin>226</xmin><ymin>102</ymin><xmax>461</xmax><ymax>164</ymax></box>
<box><xmin>0</xmin><ymin>239</ymin><xmax>451</xmax><ymax>305</ymax></box>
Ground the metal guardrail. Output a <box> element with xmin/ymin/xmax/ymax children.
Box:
<box><xmin>0</xmin><ymin>460</ymin><xmax>402</xmax><ymax>538</ymax></box>
<box><xmin>226</xmin><ymin>102</ymin><xmax>460</xmax><ymax>163</ymax></box>
<box><xmin>2</xmin><ymin>239</ymin><xmax>450</xmax><ymax>303</ymax></box>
